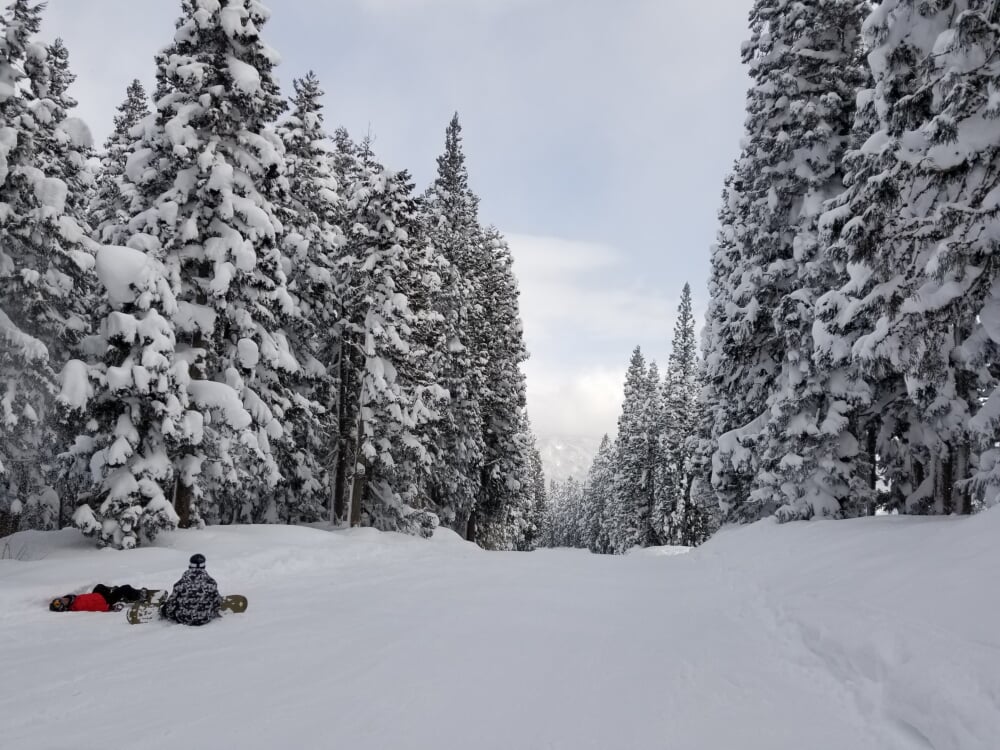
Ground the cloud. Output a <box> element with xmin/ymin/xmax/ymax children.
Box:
<box><xmin>523</xmin><ymin>362</ymin><xmax>624</xmax><ymax>439</ymax></box>
<box><xmin>506</xmin><ymin>233</ymin><xmax>684</xmax><ymax>440</ymax></box>
<box><xmin>506</xmin><ymin>232</ymin><xmax>677</xmax><ymax>352</ymax></box>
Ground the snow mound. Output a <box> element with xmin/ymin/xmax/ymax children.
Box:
<box><xmin>629</xmin><ymin>544</ymin><xmax>692</xmax><ymax>557</ymax></box>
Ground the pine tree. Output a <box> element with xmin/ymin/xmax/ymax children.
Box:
<box><xmin>700</xmin><ymin>172</ymin><xmax>770</xmax><ymax>522</ymax></box>
<box><xmin>274</xmin><ymin>71</ymin><xmax>343</xmax><ymax>523</ymax></box>
<box><xmin>470</xmin><ymin>228</ymin><xmax>533</xmax><ymax>549</ymax></box>
<box><xmin>739</xmin><ymin>0</ymin><xmax>872</xmax><ymax>522</ymax></box>
<box><xmin>328</xmin><ymin>127</ymin><xmax>365</xmax><ymax>525</ymax></box>
<box><xmin>608</xmin><ymin>347</ymin><xmax>655</xmax><ymax>552</ymax></box>
<box><xmin>525</xmin><ymin>433</ymin><xmax>548</xmax><ymax>550</ymax></box>
<box><xmin>924</xmin><ymin>2</ymin><xmax>1000</xmax><ymax>509</ymax></box>
<box><xmin>421</xmin><ymin>113</ymin><xmax>487</xmax><ymax>534</ymax></box>
<box><xmin>581</xmin><ymin>434</ymin><xmax>614</xmax><ymax>553</ymax></box>
<box><xmin>69</xmin><ymin>246</ymin><xmax>199</xmax><ymax>548</ymax></box>
<box><xmin>338</xmin><ymin>149</ymin><xmax>447</xmax><ymax>536</ymax></box>
<box><xmin>0</xmin><ymin>1</ymin><xmax>96</xmax><ymax>531</ymax></box>
<box><xmin>92</xmin><ymin>79</ymin><xmax>149</xmax><ymax>244</ymax></box>
<box><xmin>818</xmin><ymin>0</ymin><xmax>994</xmax><ymax>515</ymax></box>
<box><xmin>643</xmin><ymin>359</ymin><xmax>665</xmax><ymax>542</ymax></box>
<box><xmin>703</xmin><ymin>0</ymin><xmax>872</xmax><ymax>523</ymax></box>
<box><xmin>658</xmin><ymin>283</ymin><xmax>701</xmax><ymax>541</ymax></box>
<box><xmin>687</xmin><ymin>356</ymin><xmax>722</xmax><ymax>545</ymax></box>
<box><xmin>122</xmin><ymin>0</ymin><xmax>298</xmax><ymax>525</ymax></box>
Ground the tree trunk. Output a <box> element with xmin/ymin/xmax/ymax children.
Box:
<box><xmin>332</xmin><ymin>344</ymin><xmax>349</xmax><ymax>524</ymax></box>
<box><xmin>349</xmin><ymin>455</ymin><xmax>367</xmax><ymax>528</ymax></box>
<box><xmin>174</xmin><ymin>312</ymin><xmax>207</xmax><ymax>529</ymax></box>
<box><xmin>348</xmin><ymin>402</ymin><xmax>366</xmax><ymax>528</ymax></box>
<box><xmin>174</xmin><ymin>474</ymin><xmax>193</xmax><ymax>529</ymax></box>
<box><xmin>953</xmin><ymin>442</ymin><xmax>971</xmax><ymax>515</ymax></box>
<box><xmin>866</xmin><ymin>423</ymin><xmax>878</xmax><ymax>516</ymax></box>
<box><xmin>941</xmin><ymin>451</ymin><xmax>954</xmax><ymax>515</ymax></box>
<box><xmin>465</xmin><ymin>512</ymin><xmax>477</xmax><ymax>545</ymax></box>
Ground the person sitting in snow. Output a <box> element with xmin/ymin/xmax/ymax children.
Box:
<box><xmin>160</xmin><ymin>553</ymin><xmax>223</xmax><ymax>626</ymax></box>
<box><xmin>49</xmin><ymin>584</ymin><xmax>149</xmax><ymax>612</ymax></box>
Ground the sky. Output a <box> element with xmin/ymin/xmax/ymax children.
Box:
<box><xmin>42</xmin><ymin>0</ymin><xmax>751</xmax><ymax>443</ymax></box>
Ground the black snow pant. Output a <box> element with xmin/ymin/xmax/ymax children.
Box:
<box><xmin>92</xmin><ymin>584</ymin><xmax>144</xmax><ymax>607</ymax></box>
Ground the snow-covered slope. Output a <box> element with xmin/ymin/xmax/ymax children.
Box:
<box><xmin>536</xmin><ymin>434</ymin><xmax>601</xmax><ymax>482</ymax></box>
<box><xmin>1</xmin><ymin>511</ymin><xmax>998</xmax><ymax>750</ymax></box>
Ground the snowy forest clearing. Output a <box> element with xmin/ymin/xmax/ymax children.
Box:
<box><xmin>3</xmin><ymin>514</ymin><xmax>997</xmax><ymax>750</ymax></box>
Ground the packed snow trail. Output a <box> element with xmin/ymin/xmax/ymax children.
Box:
<box><xmin>2</xmin><ymin>512</ymin><xmax>998</xmax><ymax>750</ymax></box>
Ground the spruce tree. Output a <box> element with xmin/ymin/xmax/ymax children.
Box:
<box><xmin>338</xmin><ymin>149</ymin><xmax>447</xmax><ymax>536</ymax></box>
<box><xmin>687</xmin><ymin>356</ymin><xmax>723</xmax><ymax>545</ymax></box>
<box><xmin>328</xmin><ymin>127</ymin><xmax>365</xmax><ymax>524</ymax></box>
<box><xmin>70</xmin><ymin>246</ymin><xmax>198</xmax><ymax>548</ymax></box>
<box><xmin>737</xmin><ymin>0</ymin><xmax>873</xmax><ymax>522</ymax></box>
<box><xmin>608</xmin><ymin>347</ymin><xmax>654</xmax><ymax>552</ymax></box>
<box><xmin>581</xmin><ymin>434</ymin><xmax>614</xmax><ymax>553</ymax></box>
<box><xmin>92</xmin><ymin>79</ymin><xmax>149</xmax><ymax>244</ymax></box>
<box><xmin>818</xmin><ymin>0</ymin><xmax>993</xmax><ymax>514</ymax></box>
<box><xmin>0</xmin><ymin>1</ymin><xmax>95</xmax><ymax>530</ymax></box>
<box><xmin>274</xmin><ymin>71</ymin><xmax>343</xmax><ymax>523</ymax></box>
<box><xmin>421</xmin><ymin>113</ymin><xmax>487</xmax><ymax>534</ymax></box>
<box><xmin>122</xmin><ymin>0</ymin><xmax>299</xmax><ymax>525</ymax></box>
<box><xmin>470</xmin><ymin>228</ymin><xmax>533</xmax><ymax>549</ymax></box>
<box><xmin>643</xmin><ymin>359</ymin><xmax>665</xmax><ymax>543</ymax></box>
<box><xmin>924</xmin><ymin>1</ymin><xmax>1000</xmax><ymax>509</ymax></box>
<box><xmin>703</xmin><ymin>0</ymin><xmax>872</xmax><ymax>522</ymax></box>
<box><xmin>658</xmin><ymin>283</ymin><xmax>701</xmax><ymax>541</ymax></box>
<box><xmin>525</xmin><ymin>433</ymin><xmax>548</xmax><ymax>550</ymax></box>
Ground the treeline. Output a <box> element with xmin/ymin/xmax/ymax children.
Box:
<box><xmin>696</xmin><ymin>0</ymin><xmax>1000</xmax><ymax>524</ymax></box>
<box><xmin>553</xmin><ymin>0</ymin><xmax>1000</xmax><ymax>552</ymax></box>
<box><xmin>0</xmin><ymin>0</ymin><xmax>546</xmax><ymax>550</ymax></box>
<box><xmin>540</xmin><ymin>285</ymin><xmax>716</xmax><ymax>553</ymax></box>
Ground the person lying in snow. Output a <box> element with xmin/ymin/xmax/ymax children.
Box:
<box><xmin>49</xmin><ymin>584</ymin><xmax>148</xmax><ymax>612</ymax></box>
<box><xmin>160</xmin><ymin>553</ymin><xmax>223</xmax><ymax>626</ymax></box>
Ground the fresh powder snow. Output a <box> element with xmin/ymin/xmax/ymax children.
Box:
<box><xmin>2</xmin><ymin>511</ymin><xmax>997</xmax><ymax>750</ymax></box>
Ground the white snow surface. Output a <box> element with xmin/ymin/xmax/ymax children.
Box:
<box><xmin>1</xmin><ymin>512</ymin><xmax>998</xmax><ymax>750</ymax></box>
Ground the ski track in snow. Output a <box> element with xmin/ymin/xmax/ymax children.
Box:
<box><xmin>2</xmin><ymin>513</ymin><xmax>998</xmax><ymax>750</ymax></box>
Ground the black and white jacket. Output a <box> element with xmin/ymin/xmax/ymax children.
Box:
<box><xmin>161</xmin><ymin>569</ymin><xmax>222</xmax><ymax>626</ymax></box>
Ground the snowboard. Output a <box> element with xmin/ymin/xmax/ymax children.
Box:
<box><xmin>126</xmin><ymin>594</ymin><xmax>248</xmax><ymax>625</ymax></box>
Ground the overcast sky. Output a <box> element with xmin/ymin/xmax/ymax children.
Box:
<box><xmin>42</xmin><ymin>0</ymin><xmax>751</xmax><ymax>443</ymax></box>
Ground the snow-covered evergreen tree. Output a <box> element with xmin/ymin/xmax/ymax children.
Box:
<box><xmin>470</xmin><ymin>227</ymin><xmax>533</xmax><ymax>549</ymax></box>
<box><xmin>274</xmin><ymin>71</ymin><xmax>343</xmax><ymax>523</ymax></box>
<box><xmin>818</xmin><ymin>0</ymin><xmax>997</xmax><ymax>515</ymax></box>
<box><xmin>338</xmin><ymin>148</ymin><xmax>447</xmax><ymax>536</ymax></box>
<box><xmin>643</xmin><ymin>359</ymin><xmax>665</xmax><ymax>542</ymax></box>
<box><xmin>545</xmin><ymin>476</ymin><xmax>585</xmax><ymax>548</ymax></box>
<box><xmin>738</xmin><ymin>0</ymin><xmax>873</xmax><ymax>522</ymax></box>
<box><xmin>421</xmin><ymin>113</ymin><xmax>487</xmax><ymax>534</ymax></box>
<box><xmin>123</xmin><ymin>0</ymin><xmax>300</xmax><ymax>525</ymax></box>
<box><xmin>657</xmin><ymin>283</ymin><xmax>701</xmax><ymax>541</ymax></box>
<box><xmin>608</xmin><ymin>347</ymin><xmax>655</xmax><ymax>553</ymax></box>
<box><xmin>70</xmin><ymin>246</ymin><xmax>201</xmax><ymax>548</ymax></box>
<box><xmin>581</xmin><ymin>434</ymin><xmax>614</xmax><ymax>553</ymax></box>
<box><xmin>921</xmin><ymin>2</ymin><xmax>1000</xmax><ymax>509</ymax></box>
<box><xmin>524</xmin><ymin>431</ymin><xmax>548</xmax><ymax>550</ymax></box>
<box><xmin>0</xmin><ymin>1</ymin><xmax>96</xmax><ymax>531</ymax></box>
<box><xmin>91</xmin><ymin>79</ymin><xmax>148</xmax><ymax>244</ymax></box>
<box><xmin>703</xmin><ymin>0</ymin><xmax>872</xmax><ymax>523</ymax></box>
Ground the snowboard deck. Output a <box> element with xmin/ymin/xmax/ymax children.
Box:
<box><xmin>126</xmin><ymin>594</ymin><xmax>247</xmax><ymax>625</ymax></box>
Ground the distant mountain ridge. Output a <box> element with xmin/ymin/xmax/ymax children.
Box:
<box><xmin>536</xmin><ymin>435</ymin><xmax>603</xmax><ymax>484</ymax></box>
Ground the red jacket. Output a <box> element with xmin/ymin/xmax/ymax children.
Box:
<box><xmin>69</xmin><ymin>593</ymin><xmax>110</xmax><ymax>612</ymax></box>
